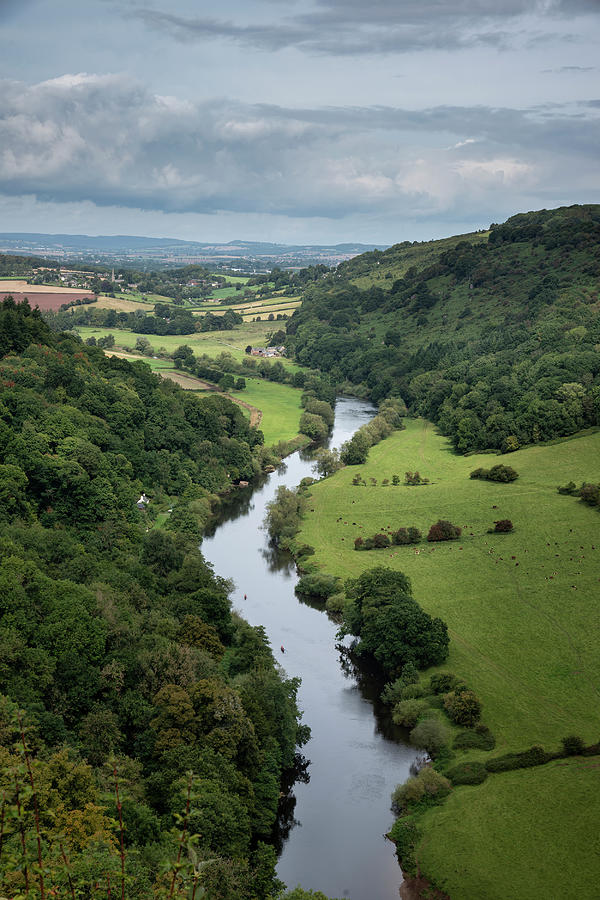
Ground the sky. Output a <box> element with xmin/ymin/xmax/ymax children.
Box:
<box><xmin>0</xmin><ymin>0</ymin><xmax>599</xmax><ymax>245</ymax></box>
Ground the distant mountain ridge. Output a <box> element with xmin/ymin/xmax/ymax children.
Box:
<box><xmin>0</xmin><ymin>232</ymin><xmax>384</xmax><ymax>267</ymax></box>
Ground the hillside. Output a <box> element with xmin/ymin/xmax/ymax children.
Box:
<box><xmin>0</xmin><ymin>299</ymin><xmax>310</xmax><ymax>897</ymax></box>
<box><xmin>286</xmin><ymin>204</ymin><xmax>600</xmax><ymax>453</ymax></box>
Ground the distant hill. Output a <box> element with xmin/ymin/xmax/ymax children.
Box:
<box><xmin>0</xmin><ymin>232</ymin><xmax>385</xmax><ymax>269</ymax></box>
<box><xmin>286</xmin><ymin>204</ymin><xmax>600</xmax><ymax>452</ymax></box>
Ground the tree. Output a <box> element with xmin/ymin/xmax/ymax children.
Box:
<box><xmin>427</xmin><ymin>520</ymin><xmax>461</xmax><ymax>542</ymax></box>
<box><xmin>312</xmin><ymin>448</ymin><xmax>341</xmax><ymax>478</ymax></box>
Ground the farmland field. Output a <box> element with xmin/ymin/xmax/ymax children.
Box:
<box><xmin>235</xmin><ymin>377</ymin><xmax>304</xmax><ymax>445</ymax></box>
<box><xmin>298</xmin><ymin>417</ymin><xmax>600</xmax><ymax>749</ymax></box>
<box><xmin>1</xmin><ymin>290</ymin><xmax>95</xmax><ymax>310</ymax></box>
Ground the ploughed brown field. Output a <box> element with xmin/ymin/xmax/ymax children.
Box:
<box><xmin>0</xmin><ymin>290</ymin><xmax>95</xmax><ymax>310</ymax></box>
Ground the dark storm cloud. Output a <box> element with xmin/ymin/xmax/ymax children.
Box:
<box><xmin>0</xmin><ymin>75</ymin><xmax>598</xmax><ymax>219</ymax></box>
<box><xmin>132</xmin><ymin>0</ymin><xmax>597</xmax><ymax>56</ymax></box>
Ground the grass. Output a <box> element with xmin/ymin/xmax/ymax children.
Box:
<box><xmin>299</xmin><ymin>417</ymin><xmax>600</xmax><ymax>897</ymax></box>
<box><xmin>298</xmin><ymin>417</ymin><xmax>600</xmax><ymax>749</ymax></box>
<box><xmin>232</xmin><ymin>377</ymin><xmax>304</xmax><ymax>445</ymax></box>
<box><xmin>415</xmin><ymin>756</ymin><xmax>600</xmax><ymax>900</ymax></box>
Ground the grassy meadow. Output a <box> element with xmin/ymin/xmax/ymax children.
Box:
<box><xmin>299</xmin><ymin>417</ymin><xmax>600</xmax><ymax>749</ymax></box>
<box><xmin>236</xmin><ymin>377</ymin><xmax>304</xmax><ymax>446</ymax></box>
<box><xmin>416</xmin><ymin>756</ymin><xmax>600</xmax><ymax>900</ymax></box>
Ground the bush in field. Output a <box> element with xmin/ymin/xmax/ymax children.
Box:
<box><xmin>409</xmin><ymin>717</ymin><xmax>449</xmax><ymax>756</ymax></box>
<box><xmin>392</xmin><ymin>699</ymin><xmax>430</xmax><ymax>728</ymax></box>
<box><xmin>405</xmin><ymin>471</ymin><xmax>429</xmax><ymax>485</ymax></box>
<box><xmin>373</xmin><ymin>532</ymin><xmax>391</xmax><ymax>549</ymax></box>
<box><xmin>391</xmin><ymin>766</ymin><xmax>451</xmax><ymax>815</ymax></box>
<box><xmin>561</xmin><ymin>735</ymin><xmax>585</xmax><ymax>756</ymax></box>
<box><xmin>557</xmin><ymin>481</ymin><xmax>577</xmax><ymax>495</ymax></box>
<box><xmin>443</xmin><ymin>688</ymin><xmax>482</xmax><ymax>726</ymax></box>
<box><xmin>470</xmin><ymin>464</ymin><xmax>518</xmax><ymax>482</ymax></box>
<box><xmin>493</xmin><ymin>519</ymin><xmax>513</xmax><ymax>533</ymax></box>
<box><xmin>427</xmin><ymin>520</ymin><xmax>461</xmax><ymax>542</ymax></box>
<box><xmin>392</xmin><ymin>527</ymin><xmax>421</xmax><ymax>545</ymax></box>
<box><xmin>579</xmin><ymin>482</ymin><xmax>600</xmax><ymax>506</ymax></box>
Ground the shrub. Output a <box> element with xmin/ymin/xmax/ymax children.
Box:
<box><xmin>388</xmin><ymin>817</ymin><xmax>419</xmax><ymax>875</ymax></box>
<box><xmin>393</xmin><ymin>699</ymin><xmax>430</xmax><ymax>728</ymax></box>
<box><xmin>443</xmin><ymin>688</ymin><xmax>482</xmax><ymax>726</ymax></box>
<box><xmin>325</xmin><ymin>592</ymin><xmax>346</xmax><ymax>619</ymax></box>
<box><xmin>427</xmin><ymin>520</ymin><xmax>462</xmax><ymax>542</ymax></box>
<box><xmin>295</xmin><ymin>573</ymin><xmax>341</xmax><ymax>599</ymax></box>
<box><xmin>429</xmin><ymin>672</ymin><xmax>460</xmax><ymax>694</ymax></box>
<box><xmin>470</xmin><ymin>464</ymin><xmax>519</xmax><ymax>482</ymax></box>
<box><xmin>392</xmin><ymin>526</ymin><xmax>421</xmax><ymax>545</ymax></box>
<box><xmin>392</xmin><ymin>474</ymin><xmax>400</xmax><ymax>485</ymax></box>
<box><xmin>446</xmin><ymin>761</ymin><xmax>488</xmax><ymax>786</ymax></box>
<box><xmin>470</xmin><ymin>467</ymin><xmax>487</xmax><ymax>479</ymax></box>
<box><xmin>391</xmin><ymin>766</ymin><xmax>451</xmax><ymax>814</ymax></box>
<box><xmin>485</xmin><ymin>745</ymin><xmax>551</xmax><ymax>773</ymax></box>
<box><xmin>373</xmin><ymin>532</ymin><xmax>391</xmax><ymax>549</ymax></box>
<box><xmin>354</xmin><ymin>536</ymin><xmax>365</xmax><ymax>550</ymax></box>
<box><xmin>557</xmin><ymin>481</ymin><xmax>577</xmax><ymax>495</ymax></box>
<box><xmin>493</xmin><ymin>519</ymin><xmax>513</xmax><ymax>533</ymax></box>
<box><xmin>488</xmin><ymin>464</ymin><xmax>519</xmax><ymax>482</ymax></box>
<box><xmin>405</xmin><ymin>471</ymin><xmax>429</xmax><ymax>485</ymax></box>
<box><xmin>579</xmin><ymin>482</ymin><xmax>600</xmax><ymax>507</ymax></box>
<box><xmin>453</xmin><ymin>724</ymin><xmax>495</xmax><ymax>751</ymax></box>
<box><xmin>561</xmin><ymin>735</ymin><xmax>585</xmax><ymax>756</ymax></box>
<box><xmin>409</xmin><ymin>717</ymin><xmax>449</xmax><ymax>756</ymax></box>
<box><xmin>399</xmin><ymin>683</ymin><xmax>426</xmax><ymax>701</ymax></box>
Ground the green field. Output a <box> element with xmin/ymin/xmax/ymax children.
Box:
<box><xmin>299</xmin><ymin>418</ymin><xmax>600</xmax><ymax>749</ymax></box>
<box><xmin>416</xmin><ymin>757</ymin><xmax>600</xmax><ymax>900</ymax></box>
<box><xmin>233</xmin><ymin>377</ymin><xmax>304</xmax><ymax>446</ymax></box>
<box><xmin>298</xmin><ymin>417</ymin><xmax>600</xmax><ymax>897</ymax></box>
<box><xmin>74</xmin><ymin>323</ymin><xmax>299</xmax><ymax>367</ymax></box>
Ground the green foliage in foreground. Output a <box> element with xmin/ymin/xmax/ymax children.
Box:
<box><xmin>0</xmin><ymin>300</ymin><xmax>309</xmax><ymax>896</ymax></box>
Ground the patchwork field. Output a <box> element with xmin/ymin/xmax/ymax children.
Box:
<box><xmin>299</xmin><ymin>418</ymin><xmax>600</xmax><ymax>750</ymax></box>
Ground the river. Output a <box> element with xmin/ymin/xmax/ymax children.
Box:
<box><xmin>201</xmin><ymin>397</ymin><xmax>418</xmax><ymax>900</ymax></box>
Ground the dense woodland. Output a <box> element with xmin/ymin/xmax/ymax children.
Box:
<box><xmin>0</xmin><ymin>299</ymin><xmax>313</xmax><ymax>897</ymax></box>
<box><xmin>286</xmin><ymin>205</ymin><xmax>600</xmax><ymax>452</ymax></box>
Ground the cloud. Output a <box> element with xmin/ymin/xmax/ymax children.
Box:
<box><xmin>541</xmin><ymin>64</ymin><xmax>596</xmax><ymax>72</ymax></box>
<box><xmin>130</xmin><ymin>0</ymin><xmax>598</xmax><ymax>56</ymax></box>
<box><xmin>0</xmin><ymin>74</ymin><xmax>598</xmax><ymax>225</ymax></box>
